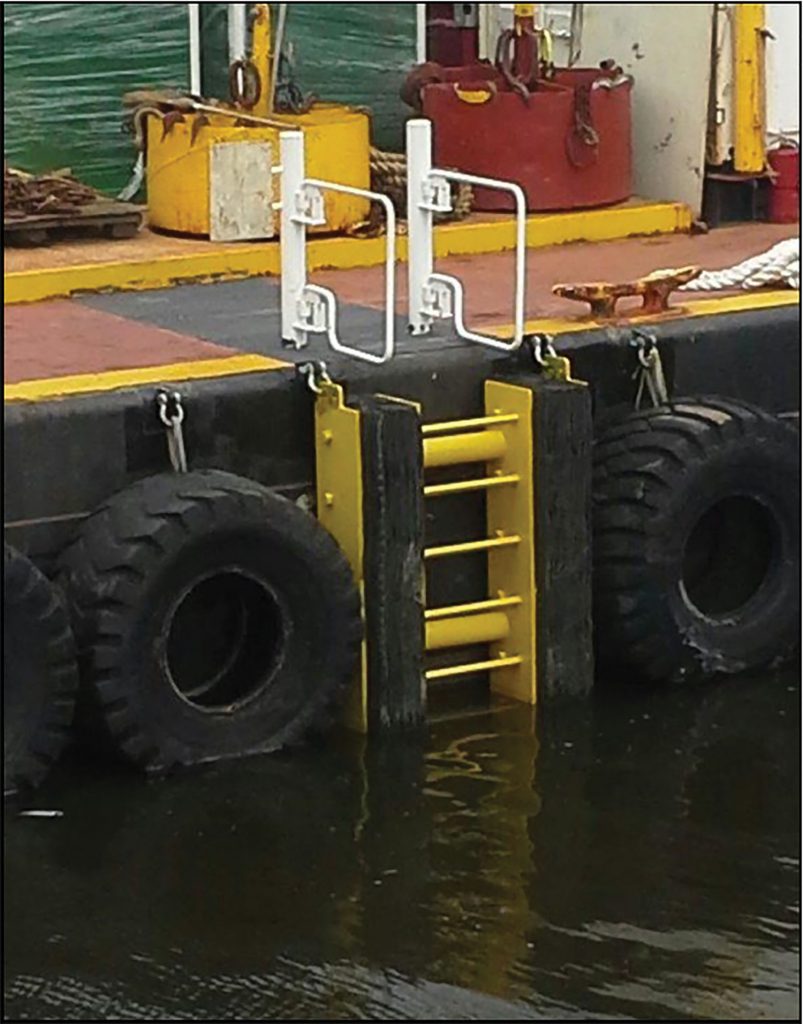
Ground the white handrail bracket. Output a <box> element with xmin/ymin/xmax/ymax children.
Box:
<box><xmin>280</xmin><ymin>131</ymin><xmax>397</xmax><ymax>363</ymax></box>
<box><xmin>406</xmin><ymin>118</ymin><xmax>528</xmax><ymax>352</ymax></box>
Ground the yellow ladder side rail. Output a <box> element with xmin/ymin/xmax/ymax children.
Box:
<box><xmin>485</xmin><ymin>381</ymin><xmax>537</xmax><ymax>704</ymax></box>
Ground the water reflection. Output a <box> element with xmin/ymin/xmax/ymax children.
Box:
<box><xmin>4</xmin><ymin>671</ymin><xmax>799</xmax><ymax>1020</ymax></box>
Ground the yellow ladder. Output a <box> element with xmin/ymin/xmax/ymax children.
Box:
<box><xmin>422</xmin><ymin>380</ymin><xmax>537</xmax><ymax>703</ymax></box>
<box><xmin>314</xmin><ymin>377</ymin><xmax>538</xmax><ymax>730</ymax></box>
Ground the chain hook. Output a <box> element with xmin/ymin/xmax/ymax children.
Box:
<box><xmin>529</xmin><ymin>333</ymin><xmax>558</xmax><ymax>368</ymax></box>
<box><xmin>156</xmin><ymin>388</ymin><xmax>188</xmax><ymax>473</ymax></box>
<box><xmin>630</xmin><ymin>330</ymin><xmax>669</xmax><ymax>409</ymax></box>
<box><xmin>297</xmin><ymin>361</ymin><xmax>333</xmax><ymax>395</ymax></box>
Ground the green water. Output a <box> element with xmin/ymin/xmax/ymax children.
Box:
<box><xmin>4</xmin><ymin>670</ymin><xmax>800</xmax><ymax>1020</ymax></box>
<box><xmin>3</xmin><ymin>2</ymin><xmax>414</xmax><ymax>195</ymax></box>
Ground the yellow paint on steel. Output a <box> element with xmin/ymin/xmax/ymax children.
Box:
<box><xmin>3</xmin><ymin>354</ymin><xmax>288</xmax><ymax>404</ymax></box>
<box><xmin>314</xmin><ymin>381</ymin><xmax>368</xmax><ymax>734</ymax></box>
<box><xmin>733</xmin><ymin>3</ymin><xmax>767</xmax><ymax>174</ymax></box>
<box><xmin>251</xmin><ymin>4</ymin><xmax>272</xmax><ymax>118</ymax></box>
<box><xmin>146</xmin><ymin>103</ymin><xmax>370</xmax><ymax>236</ymax></box>
<box><xmin>424</xmin><ymin>534</ymin><xmax>521</xmax><ymax>560</ymax></box>
<box><xmin>426</xmin><ymin>655</ymin><xmax>523</xmax><ymax>682</ymax></box>
<box><xmin>488</xmin><ymin>290</ymin><xmax>801</xmax><ymax>341</ymax></box>
<box><xmin>425</xmin><ymin>596</ymin><xmax>523</xmax><ymax>621</ymax></box>
<box><xmin>4</xmin><ymin>200</ymin><xmax>692</xmax><ymax>305</ymax></box>
<box><xmin>421</xmin><ymin>413</ymin><xmax>519</xmax><ymax>435</ymax></box>
<box><xmin>426</xmin><ymin>611</ymin><xmax>511</xmax><ymax>652</ymax></box>
<box><xmin>485</xmin><ymin>381</ymin><xmax>537</xmax><ymax>704</ymax></box>
<box><xmin>424</xmin><ymin>473</ymin><xmax>520</xmax><ymax>498</ymax></box>
<box><xmin>423</xmin><ymin>429</ymin><xmax>508</xmax><ymax>469</ymax></box>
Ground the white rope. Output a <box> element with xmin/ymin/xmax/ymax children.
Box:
<box><xmin>677</xmin><ymin>237</ymin><xmax>799</xmax><ymax>292</ymax></box>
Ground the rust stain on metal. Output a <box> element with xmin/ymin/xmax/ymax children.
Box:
<box><xmin>553</xmin><ymin>266</ymin><xmax>701</xmax><ymax>319</ymax></box>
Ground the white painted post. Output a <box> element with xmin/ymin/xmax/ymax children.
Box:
<box><xmin>406</xmin><ymin>118</ymin><xmax>435</xmax><ymax>336</ymax></box>
<box><xmin>227</xmin><ymin>3</ymin><xmax>248</xmax><ymax>64</ymax></box>
<box><xmin>415</xmin><ymin>3</ymin><xmax>428</xmax><ymax>63</ymax></box>
<box><xmin>280</xmin><ymin>131</ymin><xmax>308</xmax><ymax>348</ymax></box>
<box><xmin>188</xmin><ymin>3</ymin><xmax>202</xmax><ymax>96</ymax></box>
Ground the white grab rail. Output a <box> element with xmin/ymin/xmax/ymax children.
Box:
<box><xmin>279</xmin><ymin>131</ymin><xmax>397</xmax><ymax>364</ymax></box>
<box><xmin>406</xmin><ymin>118</ymin><xmax>528</xmax><ymax>351</ymax></box>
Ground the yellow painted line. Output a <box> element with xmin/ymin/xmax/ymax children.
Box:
<box><xmin>491</xmin><ymin>289</ymin><xmax>801</xmax><ymax>339</ymax></box>
<box><xmin>4</xmin><ymin>201</ymin><xmax>691</xmax><ymax>305</ymax></box>
<box><xmin>4</xmin><ymin>353</ymin><xmax>289</xmax><ymax>403</ymax></box>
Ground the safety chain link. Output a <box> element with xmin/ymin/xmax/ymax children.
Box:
<box><xmin>156</xmin><ymin>389</ymin><xmax>188</xmax><ymax>473</ymax></box>
<box><xmin>631</xmin><ymin>331</ymin><xmax>669</xmax><ymax>410</ymax></box>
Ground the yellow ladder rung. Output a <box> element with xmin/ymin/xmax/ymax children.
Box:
<box><xmin>426</xmin><ymin>611</ymin><xmax>510</xmax><ymax>651</ymax></box>
<box><xmin>424</xmin><ymin>473</ymin><xmax>520</xmax><ymax>498</ymax></box>
<box><xmin>423</xmin><ymin>430</ymin><xmax>507</xmax><ymax>469</ymax></box>
<box><xmin>424</xmin><ymin>534</ymin><xmax>521</xmax><ymax>560</ymax></box>
<box><xmin>421</xmin><ymin>413</ymin><xmax>520</xmax><ymax>436</ymax></box>
<box><xmin>425</xmin><ymin>596</ymin><xmax>523</xmax><ymax>620</ymax></box>
<box><xmin>425</xmin><ymin>655</ymin><xmax>523</xmax><ymax>682</ymax></box>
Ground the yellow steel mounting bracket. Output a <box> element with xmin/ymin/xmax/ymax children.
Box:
<box><xmin>314</xmin><ymin>380</ymin><xmax>369</xmax><ymax>733</ymax></box>
<box><xmin>541</xmin><ymin>353</ymin><xmax>586</xmax><ymax>385</ymax></box>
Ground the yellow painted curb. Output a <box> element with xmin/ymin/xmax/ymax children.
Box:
<box><xmin>4</xmin><ymin>201</ymin><xmax>692</xmax><ymax>305</ymax></box>
<box><xmin>490</xmin><ymin>290</ymin><xmax>801</xmax><ymax>338</ymax></box>
<box><xmin>4</xmin><ymin>353</ymin><xmax>289</xmax><ymax>403</ymax></box>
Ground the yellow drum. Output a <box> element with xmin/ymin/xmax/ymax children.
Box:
<box><xmin>146</xmin><ymin>103</ymin><xmax>370</xmax><ymax>238</ymax></box>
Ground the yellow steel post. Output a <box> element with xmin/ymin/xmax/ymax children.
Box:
<box><xmin>314</xmin><ymin>381</ymin><xmax>368</xmax><ymax>733</ymax></box>
<box><xmin>251</xmin><ymin>4</ymin><xmax>272</xmax><ymax>118</ymax></box>
<box><xmin>485</xmin><ymin>381</ymin><xmax>537</xmax><ymax>704</ymax></box>
<box><xmin>733</xmin><ymin>3</ymin><xmax>766</xmax><ymax>173</ymax></box>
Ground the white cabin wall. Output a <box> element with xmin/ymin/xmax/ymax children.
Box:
<box><xmin>765</xmin><ymin>2</ymin><xmax>800</xmax><ymax>145</ymax></box>
<box><xmin>578</xmin><ymin>4</ymin><xmax>716</xmax><ymax>214</ymax></box>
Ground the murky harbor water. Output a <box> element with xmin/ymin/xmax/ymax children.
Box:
<box><xmin>4</xmin><ymin>671</ymin><xmax>800</xmax><ymax>1021</ymax></box>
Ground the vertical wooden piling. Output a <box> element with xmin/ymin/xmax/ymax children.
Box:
<box><xmin>531</xmin><ymin>378</ymin><xmax>595</xmax><ymax>699</ymax></box>
<box><xmin>356</xmin><ymin>396</ymin><xmax>426</xmax><ymax>728</ymax></box>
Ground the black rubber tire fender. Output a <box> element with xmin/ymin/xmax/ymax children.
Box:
<box><xmin>3</xmin><ymin>544</ymin><xmax>79</xmax><ymax>795</ymax></box>
<box><xmin>592</xmin><ymin>396</ymin><xmax>800</xmax><ymax>683</ymax></box>
<box><xmin>57</xmin><ymin>470</ymin><xmax>363</xmax><ymax>772</ymax></box>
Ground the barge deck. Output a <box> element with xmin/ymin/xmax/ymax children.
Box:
<box><xmin>5</xmin><ymin>222</ymin><xmax>797</xmax><ymax>401</ymax></box>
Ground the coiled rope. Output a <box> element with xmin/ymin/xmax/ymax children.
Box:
<box><xmin>678</xmin><ymin>237</ymin><xmax>799</xmax><ymax>292</ymax></box>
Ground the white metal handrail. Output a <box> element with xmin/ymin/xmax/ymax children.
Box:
<box><xmin>406</xmin><ymin>118</ymin><xmax>528</xmax><ymax>351</ymax></box>
<box><xmin>280</xmin><ymin>132</ymin><xmax>397</xmax><ymax>364</ymax></box>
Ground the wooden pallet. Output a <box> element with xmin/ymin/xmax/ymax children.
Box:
<box><xmin>4</xmin><ymin>200</ymin><xmax>145</xmax><ymax>247</ymax></box>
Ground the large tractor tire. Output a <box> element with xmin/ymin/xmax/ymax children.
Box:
<box><xmin>592</xmin><ymin>397</ymin><xmax>799</xmax><ymax>683</ymax></box>
<box><xmin>4</xmin><ymin>544</ymin><xmax>78</xmax><ymax>794</ymax></box>
<box><xmin>58</xmin><ymin>471</ymin><xmax>362</xmax><ymax>772</ymax></box>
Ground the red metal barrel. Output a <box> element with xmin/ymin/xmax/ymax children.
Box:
<box><xmin>767</xmin><ymin>147</ymin><xmax>800</xmax><ymax>224</ymax></box>
<box><xmin>421</xmin><ymin>65</ymin><xmax>632</xmax><ymax>212</ymax></box>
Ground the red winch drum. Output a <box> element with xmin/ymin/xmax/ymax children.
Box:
<box><xmin>421</xmin><ymin>65</ymin><xmax>633</xmax><ymax>212</ymax></box>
